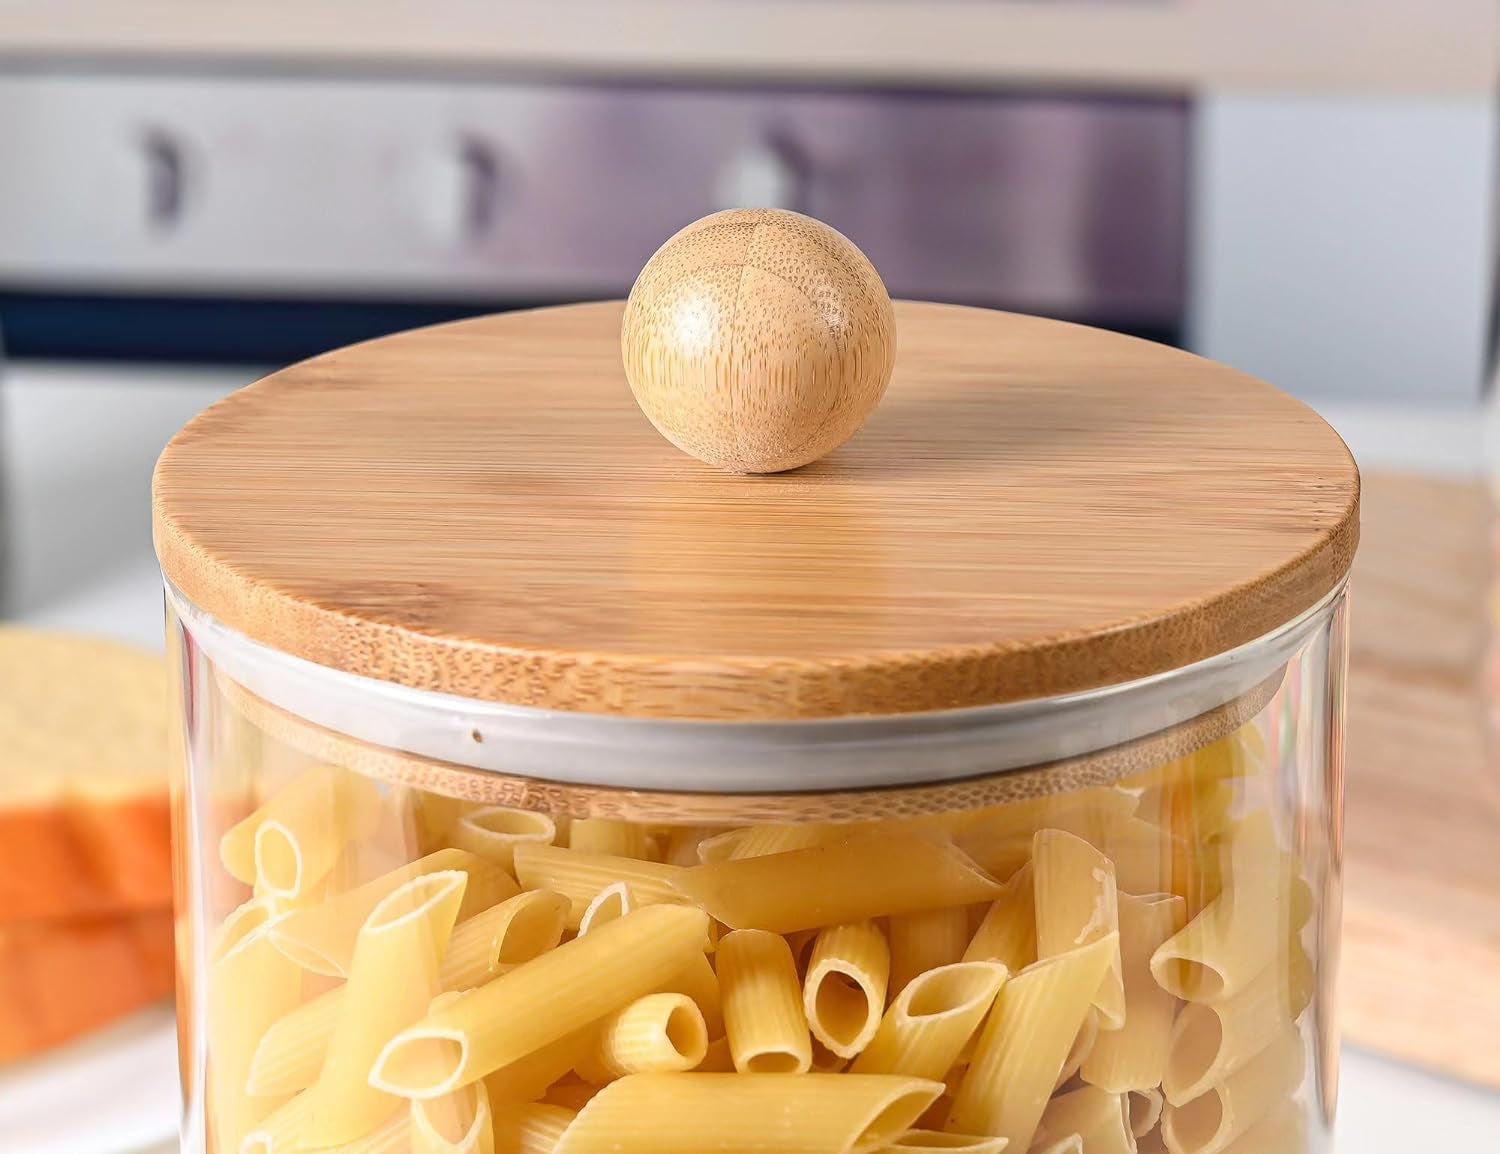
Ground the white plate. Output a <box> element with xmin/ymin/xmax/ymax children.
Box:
<box><xmin>0</xmin><ymin>1005</ymin><xmax>178</xmax><ymax>1154</ymax></box>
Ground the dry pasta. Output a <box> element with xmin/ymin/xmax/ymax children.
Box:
<box><xmin>1160</xmin><ymin>1028</ymin><xmax>1304</xmax><ymax>1154</ymax></box>
<box><xmin>851</xmin><ymin>960</ymin><xmax>1006</xmax><ymax>1080</ymax></box>
<box><xmin>578</xmin><ymin>882</ymin><xmax>637</xmax><ymax>935</ymax></box>
<box><xmin>411</xmin><ymin>1081</ymin><xmax>495</xmax><ymax>1154</ymax></box>
<box><xmin>440</xmin><ymin>889</ymin><xmax>571</xmax><ymax>989</ymax></box>
<box><xmin>491</xmin><ymin>1103</ymin><xmax>576</xmax><ymax>1154</ymax></box>
<box><xmin>371</xmin><ymin>904</ymin><xmax>711</xmax><ymax>1098</ymax></box>
<box><xmin>246</xmin><ymin>985</ymin><xmax>343</xmax><ymax>1097</ymax></box>
<box><xmin>889</xmin><ymin>907</ymin><xmax>971</xmax><ymax>999</ymax></box>
<box><xmin>450</xmin><ymin>806</ymin><xmax>557</xmax><ymax>872</ymax></box>
<box><xmin>1163</xmin><ymin>959</ymin><xmax>1311</xmax><ymax>1106</ymax></box>
<box><xmin>576</xmin><ymin>992</ymin><xmax>708</xmax><ymax>1082</ymax></box>
<box><xmin>876</xmin><ymin>1131</ymin><xmax>1009</xmax><ymax>1154</ymax></box>
<box><xmin>1129</xmin><ymin>1088</ymin><xmax>1165</xmax><ymax>1137</ymax></box>
<box><xmin>239</xmin><ymin>1090</ymin><xmax>314</xmax><ymax>1154</ymax></box>
<box><xmin>657</xmin><ymin>951</ymin><xmax>725</xmax><ymax>1038</ymax></box>
<box><xmin>1032</xmin><ymin>829</ymin><xmax>1125</xmax><ymax>1031</ymax></box>
<box><xmin>567</xmin><ymin>819</ymin><xmax>656</xmax><ymax>860</ymax></box>
<box><xmin>484</xmin><ymin>1029</ymin><xmax>598</xmax><ymax>1104</ymax></box>
<box><xmin>719</xmin><ymin>928</ymin><xmax>812</xmax><ymax>1073</ymax></box>
<box><xmin>1150</xmin><ymin>812</ymin><xmax>1288</xmax><ymax>1003</ymax></box>
<box><xmin>512</xmin><ymin>843</ymin><xmax>687</xmax><ymax>929</ymax></box>
<box><xmin>1054</xmin><ymin>1008</ymin><xmax>1099</xmax><ymax>1091</ymax></box>
<box><xmin>270</xmin><ymin>849</ymin><xmax>517</xmax><ymax>977</ymax></box>
<box><xmin>301</xmin><ymin>871</ymin><xmax>467</xmax><ymax>1147</ymax></box>
<box><xmin>804</xmin><ymin>920</ymin><xmax>891</xmax><ymax>1059</ymax></box>
<box><xmin>1083</xmin><ymin>892</ymin><xmax>1186</xmax><ymax>1092</ymax></box>
<box><xmin>946</xmin><ymin>933</ymin><xmax>1117</xmax><ymax>1147</ymax></box>
<box><xmin>963</xmin><ymin>863</ymin><xmax>1036</xmax><ymax>972</ymax></box>
<box><xmin>548</xmin><ymin>1073</ymin><xmax>943</xmax><ymax>1154</ymax></box>
<box><xmin>1032</xmin><ymin>1085</ymin><xmax>1134</xmax><ymax>1154</ymax></box>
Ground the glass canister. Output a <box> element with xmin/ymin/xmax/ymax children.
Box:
<box><xmin>153</xmin><ymin>234</ymin><xmax>1357</xmax><ymax>1154</ymax></box>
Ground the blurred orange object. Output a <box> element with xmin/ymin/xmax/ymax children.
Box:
<box><xmin>0</xmin><ymin>911</ymin><xmax>174</xmax><ymax>1061</ymax></box>
<box><xmin>0</xmin><ymin>629</ymin><xmax>174</xmax><ymax>923</ymax></box>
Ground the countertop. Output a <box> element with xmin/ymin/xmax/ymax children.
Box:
<box><xmin>4</xmin><ymin>360</ymin><xmax>1499</xmax><ymax>1151</ymax></box>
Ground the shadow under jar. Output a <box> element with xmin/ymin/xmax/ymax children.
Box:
<box><xmin>153</xmin><ymin>300</ymin><xmax>1357</xmax><ymax>1154</ymax></box>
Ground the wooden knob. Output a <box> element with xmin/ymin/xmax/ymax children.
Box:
<box><xmin>620</xmin><ymin>208</ymin><xmax>897</xmax><ymax>473</ymax></box>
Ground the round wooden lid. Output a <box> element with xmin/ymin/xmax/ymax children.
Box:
<box><xmin>153</xmin><ymin>300</ymin><xmax>1358</xmax><ymax>721</ymax></box>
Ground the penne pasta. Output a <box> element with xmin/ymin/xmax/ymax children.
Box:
<box><xmin>963</xmin><ymin>863</ymin><xmax>1035</xmax><ymax>972</ymax></box>
<box><xmin>441</xmin><ymin>889</ymin><xmax>571</xmax><ymax>989</ymax></box>
<box><xmin>1032</xmin><ymin>829</ymin><xmax>1125</xmax><ymax>1031</ymax></box>
<box><xmin>851</xmin><ymin>960</ymin><xmax>1006</xmax><ymax>1080</ymax></box>
<box><xmin>220</xmin><ymin>764</ymin><xmax>381</xmax><ymax>896</ymax></box>
<box><xmin>1083</xmin><ymin>891</ymin><xmax>1186</xmax><ymax>1092</ymax></box>
<box><xmin>576</xmin><ymin>992</ymin><xmax>708</xmax><ymax>1082</ymax></box>
<box><xmin>1149</xmin><ymin>812</ymin><xmax>1288</xmax><ymax>1004</ymax></box>
<box><xmin>578</xmin><ymin>883</ymin><xmax>637</xmax><ymax>935</ymax></box>
<box><xmin>1163</xmin><ymin>957</ymin><xmax>1313</xmax><ymax>1106</ymax></box>
<box><xmin>239</xmin><ymin>1090</ymin><xmax>314</xmax><ymax>1154</ymax></box>
<box><xmin>888</xmin><ymin>907</ymin><xmax>971</xmax><ymax>999</ymax></box>
<box><xmin>246</xmin><ymin>984</ymin><xmax>343</xmax><ymax>1097</ymax></box>
<box><xmin>371</xmin><ymin>904</ymin><xmax>711</xmax><ymax>1098</ymax></box>
<box><xmin>876</xmin><ymin>1131</ymin><xmax>1009</xmax><ymax>1154</ymax></box>
<box><xmin>946</xmin><ymin>933</ymin><xmax>1117</xmax><ymax>1148</ymax></box>
<box><xmin>512</xmin><ymin>844</ymin><xmax>687</xmax><ymax>930</ymax></box>
<box><xmin>548</xmin><ymin>1073</ymin><xmax>943</xmax><ymax>1154</ymax></box>
<box><xmin>301</xmin><ymin>871</ymin><xmax>468</xmax><ymax>1147</ymax></box>
<box><xmin>450</xmin><ymin>807</ymin><xmax>558</xmax><ymax>872</ymax></box>
<box><xmin>1160</xmin><ymin>1028</ymin><xmax>1305</xmax><ymax>1154</ymax></box>
<box><xmin>674</xmin><ymin>833</ymin><xmax>1004</xmax><ymax>934</ymax></box>
<box><xmin>491</xmin><ymin>1103</ymin><xmax>576</xmax><ymax>1154</ymax></box>
<box><xmin>657</xmin><ymin>951</ymin><xmax>725</xmax><ymax>1038</ymax></box>
<box><xmin>1129</xmin><ymin>1088</ymin><xmax>1165</xmax><ymax>1138</ymax></box>
<box><xmin>411</xmin><ymin>1080</ymin><xmax>495</xmax><ymax>1154</ymax></box>
<box><xmin>1054</xmin><ymin>1008</ymin><xmax>1099</xmax><ymax>1091</ymax></box>
<box><xmin>805</xmin><ymin>920</ymin><xmax>891</xmax><ymax>1059</ymax></box>
<box><xmin>271</xmin><ymin>848</ymin><xmax>517</xmax><ymax>977</ymax></box>
<box><xmin>567</xmin><ymin>819</ymin><xmax>656</xmax><ymax>860</ymax></box>
<box><xmin>719</xmin><ymin>929</ymin><xmax>812</xmax><ymax>1073</ymax></box>
<box><xmin>1032</xmin><ymin>1085</ymin><xmax>1134</xmax><ymax>1154</ymax></box>
<box><xmin>695</xmin><ymin>822</ymin><xmax>848</xmax><ymax>863</ymax></box>
<box><xmin>208</xmin><ymin>918</ymin><xmax>303</xmax><ymax>1154</ymax></box>
<box><xmin>484</xmin><ymin>1029</ymin><xmax>598</xmax><ymax>1104</ymax></box>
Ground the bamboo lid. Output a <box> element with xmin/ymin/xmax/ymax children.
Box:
<box><xmin>153</xmin><ymin>299</ymin><xmax>1358</xmax><ymax>721</ymax></box>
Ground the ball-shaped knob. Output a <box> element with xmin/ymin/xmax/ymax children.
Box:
<box><xmin>621</xmin><ymin>208</ymin><xmax>896</xmax><ymax>473</ymax></box>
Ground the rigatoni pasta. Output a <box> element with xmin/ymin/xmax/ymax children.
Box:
<box><xmin>719</xmin><ymin>929</ymin><xmax>812</xmax><ymax>1073</ymax></box>
<box><xmin>576</xmin><ymin>992</ymin><xmax>708</xmax><ymax>1081</ymax></box>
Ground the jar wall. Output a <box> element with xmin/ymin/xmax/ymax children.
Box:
<box><xmin>167</xmin><ymin>593</ymin><xmax>1346</xmax><ymax>1154</ymax></box>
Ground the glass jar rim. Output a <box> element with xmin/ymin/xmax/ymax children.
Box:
<box><xmin>167</xmin><ymin>578</ymin><xmax>1343</xmax><ymax>794</ymax></box>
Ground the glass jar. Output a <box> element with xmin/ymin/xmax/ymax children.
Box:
<box><xmin>155</xmin><ymin>294</ymin><xmax>1357</xmax><ymax>1154</ymax></box>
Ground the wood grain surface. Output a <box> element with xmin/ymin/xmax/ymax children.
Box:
<box><xmin>1342</xmin><ymin>471</ymin><xmax>1500</xmax><ymax>1087</ymax></box>
<box><xmin>621</xmin><ymin>208</ymin><xmax>895</xmax><ymax>473</ymax></box>
<box><xmin>154</xmin><ymin>299</ymin><xmax>1358</xmax><ymax>719</ymax></box>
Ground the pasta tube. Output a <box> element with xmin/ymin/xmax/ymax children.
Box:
<box><xmin>876</xmin><ymin>1132</ymin><xmax>1008</xmax><ymax>1154</ymax></box>
<box><xmin>220</xmin><ymin>764</ymin><xmax>381</xmax><ymax>895</ymax></box>
<box><xmin>946</xmin><ymin>933</ymin><xmax>1117</xmax><ymax>1146</ymax></box>
<box><xmin>334</xmin><ymin>1110</ymin><xmax>411</xmax><ymax>1154</ymax></box>
<box><xmin>804</xmin><ymin>920</ymin><xmax>891</xmax><ymax>1059</ymax></box>
<box><xmin>411</xmin><ymin>1080</ymin><xmax>495</xmax><ymax>1154</ymax></box>
<box><xmin>371</xmin><ymin>904</ymin><xmax>711</xmax><ymax>1098</ymax></box>
<box><xmin>963</xmin><ymin>863</ymin><xmax>1035</xmax><ymax>972</ymax></box>
<box><xmin>567</xmin><ymin>819</ymin><xmax>656</xmax><ymax>860</ymax></box>
<box><xmin>301</xmin><ymin>871</ymin><xmax>467</xmax><ymax>1147</ymax></box>
<box><xmin>1160</xmin><ymin>1028</ymin><xmax>1305</xmax><ymax>1154</ymax></box>
<box><xmin>1083</xmin><ymin>891</ymin><xmax>1186</xmax><ymax>1092</ymax></box>
<box><xmin>452</xmin><ymin>807</ymin><xmax>558</xmax><ymax>871</ymax></box>
<box><xmin>491</xmin><ymin>1103</ymin><xmax>576</xmax><ymax>1154</ymax></box>
<box><xmin>578</xmin><ymin>883</ymin><xmax>636</xmax><ymax>935</ymax></box>
<box><xmin>1032</xmin><ymin>829</ymin><xmax>1125</xmax><ymax>1031</ymax></box>
<box><xmin>1216</xmin><ymin>1100</ymin><xmax>1305</xmax><ymax>1154</ymax></box>
<box><xmin>271</xmin><ymin>848</ymin><xmax>517</xmax><ymax>977</ymax></box>
<box><xmin>1129</xmin><ymin>1088</ymin><xmax>1165</xmax><ymax>1138</ymax></box>
<box><xmin>548</xmin><ymin>1073</ymin><xmax>943</xmax><ymax>1154</ymax></box>
<box><xmin>512</xmin><ymin>844</ymin><xmax>687</xmax><ymax>929</ymax></box>
<box><xmin>239</xmin><ymin>1090</ymin><xmax>314</xmax><ymax>1154</ymax></box>
<box><xmin>719</xmin><ymin>929</ymin><xmax>812</xmax><ymax>1073</ymax></box>
<box><xmin>1150</xmin><ymin>812</ymin><xmax>1288</xmax><ymax>1003</ymax></box>
<box><xmin>695</xmin><ymin>822</ymin><xmax>848</xmax><ymax>862</ymax></box>
<box><xmin>484</xmin><ymin>1029</ymin><xmax>597</xmax><ymax>1104</ymax></box>
<box><xmin>1055</xmin><ymin>1008</ymin><xmax>1099</xmax><ymax>1091</ymax></box>
<box><xmin>576</xmin><ymin>992</ymin><xmax>708</xmax><ymax>1082</ymax></box>
<box><xmin>440</xmin><ymin>889</ymin><xmax>571</xmax><ymax>989</ymax></box>
<box><xmin>1032</xmin><ymin>1086</ymin><xmax>1134</xmax><ymax>1154</ymax></box>
<box><xmin>889</xmin><ymin>907</ymin><xmax>971</xmax><ymax>998</ymax></box>
<box><xmin>673</xmin><ymin>833</ymin><xmax>1004</xmax><ymax>934</ymax></box>
<box><xmin>851</xmin><ymin>960</ymin><xmax>1006</xmax><ymax>1080</ymax></box>
<box><xmin>246</xmin><ymin>985</ymin><xmax>343</xmax><ymax>1097</ymax></box>
<box><xmin>658</xmin><ymin>951</ymin><xmax>725</xmax><ymax>1038</ymax></box>
<box><xmin>1163</xmin><ymin>956</ymin><xmax>1313</xmax><ymax>1105</ymax></box>
<box><xmin>208</xmin><ymin>918</ymin><xmax>303</xmax><ymax>1154</ymax></box>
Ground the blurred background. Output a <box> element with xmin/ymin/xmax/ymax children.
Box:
<box><xmin>0</xmin><ymin>2</ymin><xmax>1496</xmax><ymax>1152</ymax></box>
